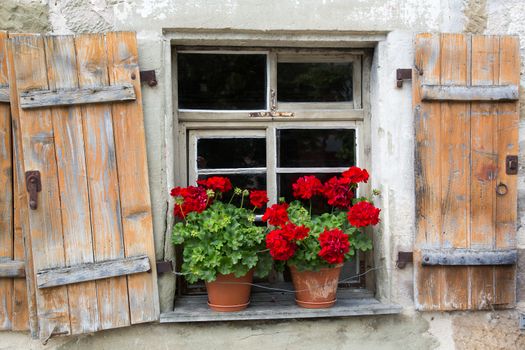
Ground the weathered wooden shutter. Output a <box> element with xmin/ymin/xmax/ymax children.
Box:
<box><xmin>414</xmin><ymin>33</ymin><xmax>519</xmax><ymax>310</ymax></box>
<box><xmin>0</xmin><ymin>31</ymin><xmax>29</xmax><ymax>332</ymax></box>
<box><xmin>7</xmin><ymin>32</ymin><xmax>159</xmax><ymax>339</ymax></box>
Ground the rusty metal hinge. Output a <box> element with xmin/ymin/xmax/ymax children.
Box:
<box><xmin>396</xmin><ymin>251</ymin><xmax>413</xmax><ymax>269</ymax></box>
<box><xmin>396</xmin><ymin>68</ymin><xmax>413</xmax><ymax>88</ymax></box>
<box><xmin>25</xmin><ymin>171</ymin><xmax>41</xmax><ymax>210</ymax></box>
<box><xmin>140</xmin><ymin>70</ymin><xmax>158</xmax><ymax>87</ymax></box>
<box><xmin>156</xmin><ymin>260</ymin><xmax>173</xmax><ymax>274</ymax></box>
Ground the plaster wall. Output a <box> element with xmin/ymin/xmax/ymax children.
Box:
<box><xmin>1</xmin><ymin>0</ymin><xmax>525</xmax><ymax>349</ymax></box>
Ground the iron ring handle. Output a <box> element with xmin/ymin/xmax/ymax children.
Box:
<box><xmin>496</xmin><ymin>182</ymin><xmax>508</xmax><ymax>196</ymax></box>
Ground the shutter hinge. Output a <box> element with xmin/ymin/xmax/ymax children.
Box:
<box><xmin>396</xmin><ymin>68</ymin><xmax>413</xmax><ymax>88</ymax></box>
<box><xmin>156</xmin><ymin>260</ymin><xmax>173</xmax><ymax>274</ymax></box>
<box><xmin>140</xmin><ymin>70</ymin><xmax>158</xmax><ymax>87</ymax></box>
<box><xmin>396</xmin><ymin>251</ymin><xmax>413</xmax><ymax>269</ymax></box>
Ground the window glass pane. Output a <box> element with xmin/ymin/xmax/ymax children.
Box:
<box><xmin>277</xmin><ymin>62</ymin><xmax>353</xmax><ymax>102</ymax></box>
<box><xmin>197</xmin><ymin>138</ymin><xmax>266</xmax><ymax>169</ymax></box>
<box><xmin>278</xmin><ymin>173</ymin><xmax>339</xmax><ymax>215</ymax></box>
<box><xmin>197</xmin><ymin>173</ymin><xmax>267</xmax><ymax>211</ymax></box>
<box><xmin>277</xmin><ymin>129</ymin><xmax>356</xmax><ymax>168</ymax></box>
<box><xmin>178</xmin><ymin>53</ymin><xmax>267</xmax><ymax>110</ymax></box>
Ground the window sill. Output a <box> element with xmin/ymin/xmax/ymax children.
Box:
<box><xmin>160</xmin><ymin>289</ymin><xmax>402</xmax><ymax>323</ymax></box>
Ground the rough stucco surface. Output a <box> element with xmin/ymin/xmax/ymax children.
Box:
<box><xmin>0</xmin><ymin>0</ymin><xmax>50</xmax><ymax>32</ymax></box>
<box><xmin>2</xmin><ymin>0</ymin><xmax>525</xmax><ymax>349</ymax></box>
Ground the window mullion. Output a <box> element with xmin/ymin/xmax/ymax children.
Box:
<box><xmin>266</xmin><ymin>126</ymin><xmax>277</xmax><ymax>204</ymax></box>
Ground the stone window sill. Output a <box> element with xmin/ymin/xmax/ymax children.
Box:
<box><xmin>160</xmin><ymin>288</ymin><xmax>402</xmax><ymax>323</ymax></box>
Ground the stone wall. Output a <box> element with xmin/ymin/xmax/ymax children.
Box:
<box><xmin>1</xmin><ymin>1</ymin><xmax>525</xmax><ymax>349</ymax></box>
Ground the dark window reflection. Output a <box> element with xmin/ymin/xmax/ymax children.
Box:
<box><xmin>178</xmin><ymin>53</ymin><xmax>267</xmax><ymax>110</ymax></box>
<box><xmin>277</xmin><ymin>129</ymin><xmax>356</xmax><ymax>168</ymax></box>
<box><xmin>197</xmin><ymin>173</ymin><xmax>267</xmax><ymax>211</ymax></box>
<box><xmin>277</xmin><ymin>62</ymin><xmax>353</xmax><ymax>102</ymax></box>
<box><xmin>278</xmin><ymin>173</ymin><xmax>339</xmax><ymax>215</ymax></box>
<box><xmin>197</xmin><ymin>138</ymin><xmax>266</xmax><ymax>169</ymax></box>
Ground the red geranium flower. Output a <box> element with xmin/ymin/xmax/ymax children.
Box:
<box><xmin>249</xmin><ymin>190</ymin><xmax>269</xmax><ymax>208</ymax></box>
<box><xmin>322</xmin><ymin>176</ymin><xmax>354</xmax><ymax>208</ymax></box>
<box><xmin>347</xmin><ymin>201</ymin><xmax>380</xmax><ymax>227</ymax></box>
<box><xmin>342</xmin><ymin>166</ymin><xmax>369</xmax><ymax>184</ymax></box>
<box><xmin>170</xmin><ymin>186</ymin><xmax>209</xmax><ymax>219</ymax></box>
<box><xmin>292</xmin><ymin>175</ymin><xmax>323</xmax><ymax>200</ymax></box>
<box><xmin>281</xmin><ymin>223</ymin><xmax>310</xmax><ymax>241</ymax></box>
<box><xmin>262</xmin><ymin>203</ymin><xmax>289</xmax><ymax>227</ymax></box>
<box><xmin>318</xmin><ymin>228</ymin><xmax>350</xmax><ymax>264</ymax></box>
<box><xmin>197</xmin><ymin>176</ymin><xmax>232</xmax><ymax>193</ymax></box>
<box><xmin>266</xmin><ymin>229</ymin><xmax>297</xmax><ymax>260</ymax></box>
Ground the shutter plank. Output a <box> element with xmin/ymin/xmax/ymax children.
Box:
<box><xmin>7</xmin><ymin>33</ymin><xmax>38</xmax><ymax>336</ymax></box>
<box><xmin>12</xmin><ymin>169</ymin><xmax>29</xmax><ymax>330</ymax></box>
<box><xmin>0</xmin><ymin>31</ymin><xmax>14</xmax><ymax>331</ymax></box>
<box><xmin>421</xmin><ymin>84</ymin><xmax>518</xmax><ymax>101</ymax></box>
<box><xmin>44</xmin><ymin>35</ymin><xmax>99</xmax><ymax>335</ymax></box>
<box><xmin>75</xmin><ymin>33</ymin><xmax>130</xmax><ymax>329</ymax></box>
<box><xmin>10</xmin><ymin>35</ymin><xmax>71</xmax><ymax>339</ymax></box>
<box><xmin>37</xmin><ymin>255</ymin><xmax>150</xmax><ymax>289</ymax></box>
<box><xmin>470</xmin><ymin>35</ymin><xmax>499</xmax><ymax>309</ymax></box>
<box><xmin>19</xmin><ymin>84</ymin><xmax>135</xmax><ymax>109</ymax></box>
<box><xmin>494</xmin><ymin>36</ymin><xmax>520</xmax><ymax>307</ymax></box>
<box><xmin>414</xmin><ymin>33</ymin><xmax>443</xmax><ymax>310</ymax></box>
<box><xmin>0</xmin><ymin>259</ymin><xmax>25</xmax><ymax>277</ymax></box>
<box><xmin>106</xmin><ymin>32</ymin><xmax>159</xmax><ymax>324</ymax></box>
<box><xmin>439</xmin><ymin>33</ymin><xmax>469</xmax><ymax>310</ymax></box>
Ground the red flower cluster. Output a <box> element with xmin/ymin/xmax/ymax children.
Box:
<box><xmin>292</xmin><ymin>175</ymin><xmax>322</xmax><ymax>200</ymax></box>
<box><xmin>266</xmin><ymin>223</ymin><xmax>310</xmax><ymax>260</ymax></box>
<box><xmin>170</xmin><ymin>186</ymin><xmax>209</xmax><ymax>219</ymax></box>
<box><xmin>197</xmin><ymin>176</ymin><xmax>232</xmax><ymax>193</ymax></box>
<box><xmin>266</xmin><ymin>229</ymin><xmax>296</xmax><ymax>260</ymax></box>
<box><xmin>318</xmin><ymin>228</ymin><xmax>350</xmax><ymax>264</ymax></box>
<box><xmin>322</xmin><ymin>176</ymin><xmax>354</xmax><ymax>208</ymax></box>
<box><xmin>262</xmin><ymin>203</ymin><xmax>289</xmax><ymax>226</ymax></box>
<box><xmin>342</xmin><ymin>166</ymin><xmax>369</xmax><ymax>184</ymax></box>
<box><xmin>347</xmin><ymin>201</ymin><xmax>380</xmax><ymax>227</ymax></box>
<box><xmin>249</xmin><ymin>190</ymin><xmax>269</xmax><ymax>208</ymax></box>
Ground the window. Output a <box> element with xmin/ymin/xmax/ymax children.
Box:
<box><xmin>174</xmin><ymin>47</ymin><xmax>369</xmax><ymax>295</ymax></box>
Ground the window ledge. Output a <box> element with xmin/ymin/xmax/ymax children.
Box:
<box><xmin>160</xmin><ymin>289</ymin><xmax>402</xmax><ymax>323</ymax></box>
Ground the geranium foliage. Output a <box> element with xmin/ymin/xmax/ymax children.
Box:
<box><xmin>172</xmin><ymin>180</ymin><xmax>271</xmax><ymax>283</ymax></box>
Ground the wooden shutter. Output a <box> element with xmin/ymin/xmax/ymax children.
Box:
<box><xmin>0</xmin><ymin>31</ymin><xmax>29</xmax><ymax>332</ymax></box>
<box><xmin>414</xmin><ymin>33</ymin><xmax>519</xmax><ymax>310</ymax></box>
<box><xmin>7</xmin><ymin>32</ymin><xmax>159</xmax><ymax>339</ymax></box>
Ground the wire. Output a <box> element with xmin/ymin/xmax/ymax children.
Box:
<box><xmin>172</xmin><ymin>265</ymin><xmax>391</xmax><ymax>293</ymax></box>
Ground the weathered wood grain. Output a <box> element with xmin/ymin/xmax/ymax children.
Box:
<box><xmin>421</xmin><ymin>249</ymin><xmax>516</xmax><ymax>266</ymax></box>
<box><xmin>106</xmin><ymin>31</ymin><xmax>159</xmax><ymax>324</ymax></box>
<box><xmin>19</xmin><ymin>84</ymin><xmax>135</xmax><ymax>109</ymax></box>
<box><xmin>415</xmin><ymin>33</ymin><xmax>520</xmax><ymax>311</ymax></box>
<box><xmin>36</xmin><ymin>255</ymin><xmax>151</xmax><ymax>289</ymax></box>
<box><xmin>439</xmin><ymin>33</ymin><xmax>470</xmax><ymax>310</ymax></box>
<box><xmin>7</xmin><ymin>32</ymin><xmax>37</xmax><ymax>336</ymax></box>
<box><xmin>44</xmin><ymin>35</ymin><xmax>99</xmax><ymax>335</ymax></box>
<box><xmin>414</xmin><ymin>33</ymin><xmax>443</xmax><ymax>310</ymax></box>
<box><xmin>0</xmin><ymin>31</ymin><xmax>14</xmax><ymax>331</ymax></box>
<box><xmin>494</xmin><ymin>35</ymin><xmax>520</xmax><ymax>307</ymax></box>
<box><xmin>0</xmin><ymin>86</ymin><xmax>9</xmax><ymax>102</ymax></box>
<box><xmin>161</xmin><ymin>290</ymin><xmax>401</xmax><ymax>323</ymax></box>
<box><xmin>75</xmin><ymin>33</ymin><xmax>130</xmax><ymax>330</ymax></box>
<box><xmin>469</xmin><ymin>35</ymin><xmax>498</xmax><ymax>309</ymax></box>
<box><xmin>10</xmin><ymin>34</ymin><xmax>71</xmax><ymax>340</ymax></box>
<box><xmin>421</xmin><ymin>84</ymin><xmax>518</xmax><ymax>101</ymax></box>
<box><xmin>0</xmin><ymin>259</ymin><xmax>25</xmax><ymax>278</ymax></box>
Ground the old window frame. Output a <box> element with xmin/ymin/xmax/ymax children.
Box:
<box><xmin>161</xmin><ymin>29</ymin><xmax>400</xmax><ymax>320</ymax></box>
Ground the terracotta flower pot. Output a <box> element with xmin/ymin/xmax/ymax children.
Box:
<box><xmin>290</xmin><ymin>264</ymin><xmax>343</xmax><ymax>309</ymax></box>
<box><xmin>205</xmin><ymin>269</ymin><xmax>254</xmax><ymax>312</ymax></box>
